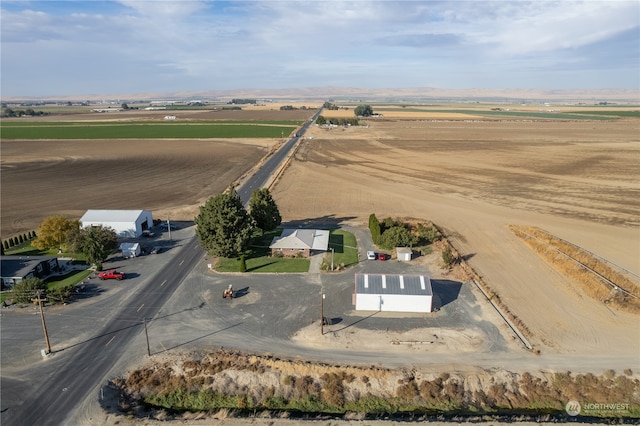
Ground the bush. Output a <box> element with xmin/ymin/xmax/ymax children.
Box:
<box><xmin>379</xmin><ymin>226</ymin><xmax>416</xmax><ymax>250</ymax></box>
<box><xmin>10</xmin><ymin>278</ymin><xmax>46</xmax><ymax>304</ymax></box>
<box><xmin>2</xmin><ymin>240</ymin><xmax>8</xmax><ymax>250</ymax></box>
<box><xmin>239</xmin><ymin>255</ymin><xmax>246</xmax><ymax>273</ymax></box>
<box><xmin>442</xmin><ymin>247</ymin><xmax>457</xmax><ymax>267</ymax></box>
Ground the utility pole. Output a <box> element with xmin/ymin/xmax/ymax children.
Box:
<box><xmin>33</xmin><ymin>290</ymin><xmax>51</xmax><ymax>354</ymax></box>
<box><xmin>143</xmin><ymin>317</ymin><xmax>151</xmax><ymax>356</ymax></box>
<box><xmin>167</xmin><ymin>217</ymin><xmax>172</xmax><ymax>242</ymax></box>
<box><xmin>330</xmin><ymin>247</ymin><xmax>335</xmax><ymax>271</ymax></box>
<box><xmin>320</xmin><ymin>291</ymin><xmax>325</xmax><ymax>335</ymax></box>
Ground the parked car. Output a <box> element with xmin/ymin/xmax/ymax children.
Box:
<box><xmin>141</xmin><ymin>230</ymin><xmax>155</xmax><ymax>238</ymax></box>
<box><xmin>377</xmin><ymin>253</ymin><xmax>387</xmax><ymax>261</ymax></box>
<box><xmin>367</xmin><ymin>251</ymin><xmax>376</xmax><ymax>260</ymax></box>
<box><xmin>98</xmin><ymin>269</ymin><xmax>125</xmax><ymax>280</ymax></box>
<box><xmin>159</xmin><ymin>223</ymin><xmax>179</xmax><ymax>231</ymax></box>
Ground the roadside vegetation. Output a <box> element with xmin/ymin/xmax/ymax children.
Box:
<box><xmin>111</xmin><ymin>349</ymin><xmax>640</xmax><ymax>421</ymax></box>
<box><xmin>511</xmin><ymin>225</ymin><xmax>640</xmax><ymax>314</ymax></box>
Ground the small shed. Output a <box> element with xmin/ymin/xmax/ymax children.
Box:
<box><xmin>354</xmin><ymin>273</ymin><xmax>433</xmax><ymax>313</ymax></box>
<box><xmin>120</xmin><ymin>242</ymin><xmax>141</xmax><ymax>258</ymax></box>
<box><xmin>396</xmin><ymin>247</ymin><xmax>412</xmax><ymax>261</ymax></box>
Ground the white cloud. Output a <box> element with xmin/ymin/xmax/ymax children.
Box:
<box><xmin>1</xmin><ymin>0</ymin><xmax>638</xmax><ymax>96</ymax></box>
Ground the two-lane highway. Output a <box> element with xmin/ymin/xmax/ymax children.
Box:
<box><xmin>5</xmin><ymin>237</ymin><xmax>204</xmax><ymax>426</ymax></box>
<box><xmin>1</xmin><ymin>107</ymin><xmax>321</xmax><ymax>426</ymax></box>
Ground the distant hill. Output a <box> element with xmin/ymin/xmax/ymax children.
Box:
<box><xmin>3</xmin><ymin>86</ymin><xmax>639</xmax><ymax>103</ymax></box>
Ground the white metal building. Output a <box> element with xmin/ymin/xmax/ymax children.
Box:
<box><xmin>354</xmin><ymin>273</ymin><xmax>433</xmax><ymax>313</ymax></box>
<box><xmin>80</xmin><ymin>210</ymin><xmax>153</xmax><ymax>238</ymax></box>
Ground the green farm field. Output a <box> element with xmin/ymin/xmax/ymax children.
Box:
<box><xmin>0</xmin><ymin>121</ymin><xmax>300</xmax><ymax>139</ymax></box>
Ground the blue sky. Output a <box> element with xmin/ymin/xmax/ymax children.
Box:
<box><xmin>1</xmin><ymin>0</ymin><xmax>639</xmax><ymax>97</ymax></box>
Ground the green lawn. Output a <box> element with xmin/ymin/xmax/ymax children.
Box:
<box><xmin>5</xmin><ymin>241</ymin><xmax>87</xmax><ymax>262</ymax></box>
<box><xmin>326</xmin><ymin>229</ymin><xmax>359</xmax><ymax>268</ymax></box>
<box><xmin>46</xmin><ymin>269</ymin><xmax>93</xmax><ymax>290</ymax></box>
<box><xmin>215</xmin><ymin>230</ymin><xmax>310</xmax><ymax>273</ymax></box>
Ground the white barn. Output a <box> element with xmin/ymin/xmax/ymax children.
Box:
<box><xmin>354</xmin><ymin>273</ymin><xmax>433</xmax><ymax>313</ymax></box>
<box><xmin>80</xmin><ymin>210</ymin><xmax>153</xmax><ymax>238</ymax></box>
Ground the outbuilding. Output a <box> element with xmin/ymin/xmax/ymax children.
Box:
<box><xmin>396</xmin><ymin>247</ymin><xmax>412</xmax><ymax>261</ymax></box>
<box><xmin>80</xmin><ymin>210</ymin><xmax>153</xmax><ymax>238</ymax></box>
<box><xmin>354</xmin><ymin>273</ymin><xmax>433</xmax><ymax>313</ymax></box>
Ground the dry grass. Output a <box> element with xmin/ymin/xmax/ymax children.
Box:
<box><xmin>511</xmin><ymin>225</ymin><xmax>640</xmax><ymax>314</ymax></box>
<box><xmin>111</xmin><ymin>349</ymin><xmax>640</xmax><ymax>420</ymax></box>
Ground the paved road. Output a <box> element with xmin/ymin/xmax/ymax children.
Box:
<box><xmin>2</xmin><ymin>237</ymin><xmax>203</xmax><ymax>426</ymax></box>
<box><xmin>0</xmin><ymin>108</ymin><xmax>322</xmax><ymax>426</ymax></box>
<box><xmin>237</xmin><ymin>109</ymin><xmax>321</xmax><ymax>205</ymax></box>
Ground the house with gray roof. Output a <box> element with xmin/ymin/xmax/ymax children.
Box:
<box><xmin>269</xmin><ymin>229</ymin><xmax>330</xmax><ymax>258</ymax></box>
<box><xmin>0</xmin><ymin>256</ymin><xmax>60</xmax><ymax>289</ymax></box>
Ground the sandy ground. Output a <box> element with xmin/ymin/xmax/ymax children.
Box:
<box><xmin>272</xmin><ymin>118</ymin><xmax>640</xmax><ymax>356</ymax></box>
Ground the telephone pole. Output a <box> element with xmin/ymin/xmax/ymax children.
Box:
<box><xmin>143</xmin><ymin>317</ymin><xmax>151</xmax><ymax>356</ymax></box>
<box><xmin>320</xmin><ymin>291</ymin><xmax>325</xmax><ymax>335</ymax></box>
<box><xmin>33</xmin><ymin>290</ymin><xmax>51</xmax><ymax>354</ymax></box>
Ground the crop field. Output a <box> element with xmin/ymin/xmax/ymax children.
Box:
<box><xmin>0</xmin><ymin>109</ymin><xmax>311</xmax><ymax>238</ymax></box>
<box><xmin>0</xmin><ymin>121</ymin><xmax>300</xmax><ymax>139</ymax></box>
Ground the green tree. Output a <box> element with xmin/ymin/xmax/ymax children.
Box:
<box><xmin>249</xmin><ymin>188</ymin><xmax>282</xmax><ymax>233</ymax></box>
<box><xmin>33</xmin><ymin>216</ymin><xmax>80</xmax><ymax>251</ymax></box>
<box><xmin>239</xmin><ymin>254</ymin><xmax>247</xmax><ymax>273</ymax></box>
<box><xmin>76</xmin><ymin>225</ymin><xmax>118</xmax><ymax>270</ymax></box>
<box><xmin>195</xmin><ymin>188</ymin><xmax>254</xmax><ymax>257</ymax></box>
<box><xmin>10</xmin><ymin>278</ymin><xmax>46</xmax><ymax>304</ymax></box>
<box><xmin>354</xmin><ymin>104</ymin><xmax>373</xmax><ymax>117</ymax></box>
<box><xmin>378</xmin><ymin>225</ymin><xmax>416</xmax><ymax>249</ymax></box>
<box><xmin>368</xmin><ymin>213</ymin><xmax>381</xmax><ymax>244</ymax></box>
<box><xmin>316</xmin><ymin>115</ymin><xmax>327</xmax><ymax>125</ymax></box>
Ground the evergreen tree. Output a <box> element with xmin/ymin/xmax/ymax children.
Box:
<box><xmin>368</xmin><ymin>213</ymin><xmax>381</xmax><ymax>244</ymax></box>
<box><xmin>195</xmin><ymin>188</ymin><xmax>254</xmax><ymax>257</ymax></box>
<box><xmin>249</xmin><ymin>188</ymin><xmax>282</xmax><ymax>233</ymax></box>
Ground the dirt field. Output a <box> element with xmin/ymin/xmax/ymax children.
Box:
<box><xmin>2</xmin><ymin>112</ymin><xmax>638</xmax><ymax>356</ymax></box>
<box><xmin>272</xmin><ymin>117</ymin><xmax>640</xmax><ymax>355</ymax></box>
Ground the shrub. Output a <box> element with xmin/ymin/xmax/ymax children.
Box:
<box><xmin>10</xmin><ymin>278</ymin><xmax>46</xmax><ymax>304</ymax></box>
<box><xmin>442</xmin><ymin>246</ymin><xmax>457</xmax><ymax>267</ymax></box>
<box><xmin>239</xmin><ymin>255</ymin><xmax>246</xmax><ymax>273</ymax></box>
<box><xmin>368</xmin><ymin>214</ymin><xmax>381</xmax><ymax>244</ymax></box>
<box><xmin>379</xmin><ymin>226</ymin><xmax>416</xmax><ymax>249</ymax></box>
<box><xmin>2</xmin><ymin>240</ymin><xmax>8</xmax><ymax>250</ymax></box>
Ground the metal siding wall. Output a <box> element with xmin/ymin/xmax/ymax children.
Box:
<box><xmin>355</xmin><ymin>294</ymin><xmax>432</xmax><ymax>313</ymax></box>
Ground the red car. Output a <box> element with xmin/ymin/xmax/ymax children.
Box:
<box><xmin>377</xmin><ymin>253</ymin><xmax>387</xmax><ymax>261</ymax></box>
<box><xmin>98</xmin><ymin>269</ymin><xmax>125</xmax><ymax>280</ymax></box>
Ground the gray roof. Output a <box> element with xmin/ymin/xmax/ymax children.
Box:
<box><xmin>269</xmin><ymin>229</ymin><xmax>330</xmax><ymax>251</ymax></box>
<box><xmin>355</xmin><ymin>273</ymin><xmax>432</xmax><ymax>296</ymax></box>
<box><xmin>80</xmin><ymin>209</ymin><xmax>148</xmax><ymax>223</ymax></box>
<box><xmin>0</xmin><ymin>256</ymin><xmax>57</xmax><ymax>279</ymax></box>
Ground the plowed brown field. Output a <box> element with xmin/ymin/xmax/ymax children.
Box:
<box><xmin>272</xmin><ymin>117</ymin><xmax>640</xmax><ymax>354</ymax></box>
